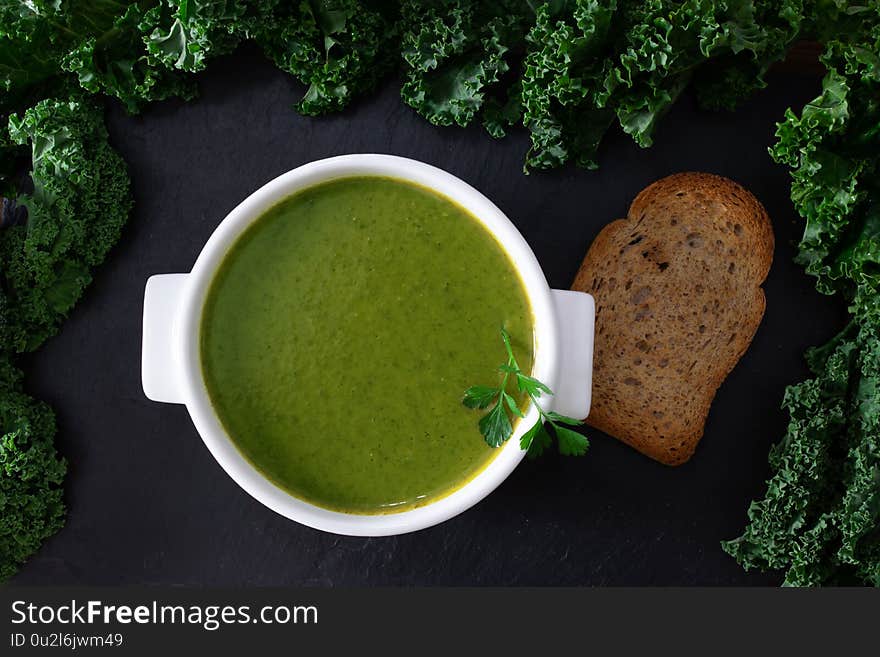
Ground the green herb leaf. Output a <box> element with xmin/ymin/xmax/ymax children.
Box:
<box><xmin>519</xmin><ymin>419</ymin><xmax>544</xmax><ymax>452</ymax></box>
<box><xmin>464</xmin><ymin>328</ymin><xmax>589</xmax><ymax>459</ymax></box>
<box><xmin>526</xmin><ymin>424</ymin><xmax>553</xmax><ymax>460</ymax></box>
<box><xmin>478</xmin><ymin>402</ymin><xmax>513</xmax><ymax>448</ymax></box>
<box><xmin>503</xmin><ymin>392</ymin><xmax>525</xmax><ymax>418</ymax></box>
<box><xmin>554</xmin><ymin>425</ymin><xmax>590</xmax><ymax>456</ymax></box>
<box><xmin>516</xmin><ymin>372</ymin><xmax>551</xmax><ymax>396</ymax></box>
<box><xmin>462</xmin><ymin>385</ymin><xmax>498</xmax><ymax>409</ymax></box>
<box><xmin>546</xmin><ymin>411</ymin><xmax>584</xmax><ymax>426</ymax></box>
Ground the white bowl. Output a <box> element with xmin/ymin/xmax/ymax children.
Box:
<box><xmin>142</xmin><ymin>154</ymin><xmax>594</xmax><ymax>536</ymax></box>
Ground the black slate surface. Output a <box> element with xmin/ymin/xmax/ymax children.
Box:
<box><xmin>13</xmin><ymin>47</ymin><xmax>846</xmax><ymax>586</ymax></box>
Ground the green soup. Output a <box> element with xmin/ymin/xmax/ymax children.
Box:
<box><xmin>200</xmin><ymin>176</ymin><xmax>534</xmax><ymax>514</ymax></box>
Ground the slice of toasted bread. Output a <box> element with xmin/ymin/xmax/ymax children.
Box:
<box><xmin>571</xmin><ymin>172</ymin><xmax>773</xmax><ymax>465</ymax></box>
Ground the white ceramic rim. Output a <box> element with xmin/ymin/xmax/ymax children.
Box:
<box><xmin>176</xmin><ymin>154</ymin><xmax>560</xmax><ymax>536</ymax></box>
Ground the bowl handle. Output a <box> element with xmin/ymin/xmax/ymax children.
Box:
<box><xmin>550</xmin><ymin>289</ymin><xmax>595</xmax><ymax>420</ymax></box>
<box><xmin>142</xmin><ymin>273</ymin><xmax>189</xmax><ymax>404</ymax></box>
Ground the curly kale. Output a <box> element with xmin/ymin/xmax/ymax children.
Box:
<box><xmin>0</xmin><ymin>1</ymin><xmax>860</xmax><ymax>171</ymax></box>
<box><xmin>723</xmin><ymin>322</ymin><xmax>880</xmax><ymax>586</ymax></box>
<box><xmin>0</xmin><ymin>1</ymin><xmax>193</xmax><ymax>114</ymax></box>
<box><xmin>1</xmin><ymin>95</ymin><xmax>132</xmax><ymax>353</ymax></box>
<box><xmin>0</xmin><ymin>356</ymin><xmax>66</xmax><ymax>582</ymax></box>
<box><xmin>776</xmin><ymin>22</ymin><xmax>880</xmax><ymax>319</ymax></box>
<box><xmin>602</xmin><ymin>0</ymin><xmax>806</xmax><ymax>148</ymax></box>
<box><xmin>399</xmin><ymin>0</ymin><xmax>531</xmax><ymax>129</ymax></box>
<box><xmin>692</xmin><ymin>0</ymin><xmax>805</xmax><ymax>111</ymax></box>
<box><xmin>723</xmin><ymin>6</ymin><xmax>880</xmax><ymax>586</ymax></box>
<box><xmin>395</xmin><ymin>1</ymin><xmax>803</xmax><ymax>170</ymax></box>
<box><xmin>0</xmin><ymin>93</ymin><xmax>130</xmax><ymax>580</ymax></box>
<box><xmin>62</xmin><ymin>3</ymin><xmax>197</xmax><ymax>113</ymax></box>
<box><xmin>256</xmin><ymin>1</ymin><xmax>399</xmax><ymax>115</ymax></box>
<box><xmin>519</xmin><ymin>0</ymin><xmax>619</xmax><ymax>170</ymax></box>
<box><xmin>139</xmin><ymin>0</ymin><xmax>280</xmax><ymax>73</ymax></box>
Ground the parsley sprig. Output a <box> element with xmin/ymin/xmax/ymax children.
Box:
<box><xmin>463</xmin><ymin>328</ymin><xmax>589</xmax><ymax>458</ymax></box>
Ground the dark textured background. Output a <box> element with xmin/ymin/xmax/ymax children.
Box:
<box><xmin>13</xmin><ymin>47</ymin><xmax>845</xmax><ymax>585</ymax></box>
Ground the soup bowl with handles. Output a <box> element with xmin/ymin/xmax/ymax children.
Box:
<box><xmin>142</xmin><ymin>154</ymin><xmax>595</xmax><ymax>536</ymax></box>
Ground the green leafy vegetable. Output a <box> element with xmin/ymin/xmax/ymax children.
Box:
<box><xmin>0</xmin><ymin>1</ymin><xmax>193</xmax><ymax>114</ymax></box>
<box><xmin>0</xmin><ymin>1</ymin><xmax>822</xmax><ymax>165</ymax></box>
<box><xmin>723</xmin><ymin>322</ymin><xmax>880</xmax><ymax>586</ymax></box>
<box><xmin>257</xmin><ymin>1</ymin><xmax>399</xmax><ymax>115</ymax></box>
<box><xmin>518</xmin><ymin>0</ymin><xmax>617</xmax><ymax>170</ymax></box>
<box><xmin>0</xmin><ymin>93</ymin><xmax>130</xmax><ymax>580</ymax></box>
<box><xmin>139</xmin><ymin>0</ymin><xmax>269</xmax><ymax>74</ymax></box>
<box><xmin>399</xmin><ymin>0</ymin><xmax>529</xmax><ymax>128</ymax></box>
<box><xmin>463</xmin><ymin>328</ymin><xmax>588</xmax><ymax>457</ymax></box>
<box><xmin>0</xmin><ymin>355</ymin><xmax>66</xmax><ymax>582</ymax></box>
<box><xmin>723</xmin><ymin>7</ymin><xmax>880</xmax><ymax>586</ymax></box>
<box><xmin>2</xmin><ymin>94</ymin><xmax>132</xmax><ymax>353</ymax></box>
<box><xmin>62</xmin><ymin>3</ymin><xmax>196</xmax><ymax>113</ymax></box>
<box><xmin>397</xmin><ymin>0</ymin><xmax>804</xmax><ymax>170</ymax></box>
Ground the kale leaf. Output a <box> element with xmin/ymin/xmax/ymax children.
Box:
<box><xmin>723</xmin><ymin>7</ymin><xmax>880</xmax><ymax>586</ymax></box>
<box><xmin>396</xmin><ymin>1</ymin><xmax>802</xmax><ymax>170</ymax></box>
<box><xmin>139</xmin><ymin>0</ymin><xmax>279</xmax><ymax>73</ymax></box>
<box><xmin>400</xmin><ymin>0</ymin><xmax>530</xmax><ymax>129</ymax></box>
<box><xmin>2</xmin><ymin>94</ymin><xmax>132</xmax><ymax>353</ymax></box>
<box><xmin>723</xmin><ymin>322</ymin><xmax>880</xmax><ymax>586</ymax></box>
<box><xmin>519</xmin><ymin>0</ymin><xmax>619</xmax><ymax>170</ymax></box>
<box><xmin>0</xmin><ymin>1</ymin><xmax>192</xmax><ymax>114</ymax></box>
<box><xmin>0</xmin><ymin>92</ymin><xmax>131</xmax><ymax>581</ymax></box>
<box><xmin>0</xmin><ymin>355</ymin><xmax>66</xmax><ymax>582</ymax></box>
<box><xmin>769</xmin><ymin>33</ymin><xmax>880</xmax><ymax>312</ymax></box>
<box><xmin>257</xmin><ymin>1</ymin><xmax>399</xmax><ymax>115</ymax></box>
<box><xmin>63</xmin><ymin>3</ymin><xmax>196</xmax><ymax>113</ymax></box>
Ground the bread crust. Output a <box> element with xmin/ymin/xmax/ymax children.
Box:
<box><xmin>571</xmin><ymin>172</ymin><xmax>773</xmax><ymax>465</ymax></box>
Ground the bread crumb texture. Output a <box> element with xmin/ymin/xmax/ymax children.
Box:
<box><xmin>571</xmin><ymin>172</ymin><xmax>774</xmax><ymax>465</ymax></box>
